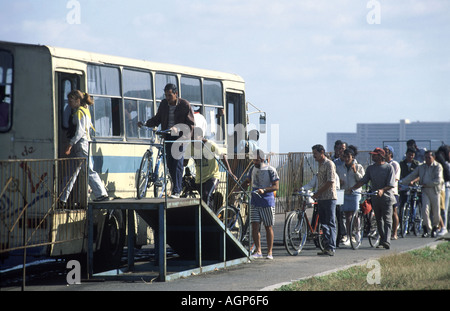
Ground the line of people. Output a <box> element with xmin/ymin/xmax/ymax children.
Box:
<box><xmin>328</xmin><ymin>139</ymin><xmax>450</xmax><ymax>256</ymax></box>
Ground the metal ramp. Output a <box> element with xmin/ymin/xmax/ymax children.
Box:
<box><xmin>88</xmin><ymin>197</ymin><xmax>249</xmax><ymax>281</ymax></box>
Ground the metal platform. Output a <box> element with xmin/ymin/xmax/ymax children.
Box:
<box><xmin>87</xmin><ymin>197</ymin><xmax>249</xmax><ymax>281</ymax></box>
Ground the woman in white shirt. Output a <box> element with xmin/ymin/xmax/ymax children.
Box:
<box><xmin>61</xmin><ymin>90</ymin><xmax>108</xmax><ymax>205</ymax></box>
<box><xmin>336</xmin><ymin>146</ymin><xmax>365</xmax><ymax>245</ymax></box>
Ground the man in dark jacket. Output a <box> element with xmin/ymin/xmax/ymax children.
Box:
<box><xmin>399</xmin><ymin>148</ymin><xmax>420</xmax><ymax>213</ymax></box>
<box><xmin>139</xmin><ymin>84</ymin><xmax>195</xmax><ymax>198</ymax></box>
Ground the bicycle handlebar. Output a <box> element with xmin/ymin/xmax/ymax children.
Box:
<box><xmin>293</xmin><ymin>190</ymin><xmax>315</xmax><ymax>197</ymax></box>
<box><xmin>139</xmin><ymin>125</ymin><xmax>172</xmax><ymax>136</ymax></box>
<box><xmin>352</xmin><ymin>190</ymin><xmax>379</xmax><ymax>196</ymax></box>
<box><xmin>399</xmin><ymin>184</ymin><xmax>422</xmax><ymax>191</ymax></box>
<box><xmin>234</xmin><ymin>190</ymin><xmax>262</xmax><ymax>198</ymax></box>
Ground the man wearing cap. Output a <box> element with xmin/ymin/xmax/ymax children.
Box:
<box><xmin>351</xmin><ymin>147</ymin><xmax>396</xmax><ymax>249</ymax></box>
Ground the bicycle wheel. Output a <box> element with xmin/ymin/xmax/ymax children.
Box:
<box><xmin>349</xmin><ymin>211</ymin><xmax>364</xmax><ymax>250</ymax></box>
<box><xmin>136</xmin><ymin>150</ymin><xmax>152</xmax><ymax>199</ymax></box>
<box><xmin>314</xmin><ymin>222</ymin><xmax>325</xmax><ymax>251</ymax></box>
<box><xmin>284</xmin><ymin>211</ymin><xmax>307</xmax><ymax>256</ymax></box>
<box><xmin>412</xmin><ymin>202</ymin><xmax>423</xmax><ymax>236</ymax></box>
<box><xmin>153</xmin><ymin>160</ymin><xmax>172</xmax><ymax>198</ymax></box>
<box><xmin>399</xmin><ymin>203</ymin><xmax>410</xmax><ymax>238</ymax></box>
<box><xmin>216</xmin><ymin>206</ymin><xmax>243</xmax><ymax>240</ymax></box>
<box><xmin>367</xmin><ymin>211</ymin><xmax>380</xmax><ymax>247</ymax></box>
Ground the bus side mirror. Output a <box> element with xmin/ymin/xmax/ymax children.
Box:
<box><xmin>259</xmin><ymin>114</ymin><xmax>266</xmax><ymax>134</ymax></box>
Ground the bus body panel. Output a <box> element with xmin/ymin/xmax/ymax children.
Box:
<box><xmin>0</xmin><ymin>41</ymin><xmax>251</xmax><ymax>266</ymax></box>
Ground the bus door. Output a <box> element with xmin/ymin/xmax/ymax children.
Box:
<box><xmin>226</xmin><ymin>92</ymin><xmax>245</xmax><ymax>156</ymax></box>
<box><xmin>57</xmin><ymin>72</ymin><xmax>81</xmax><ymax>158</ymax></box>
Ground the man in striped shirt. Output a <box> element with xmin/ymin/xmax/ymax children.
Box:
<box><xmin>241</xmin><ymin>149</ymin><xmax>279</xmax><ymax>260</ymax></box>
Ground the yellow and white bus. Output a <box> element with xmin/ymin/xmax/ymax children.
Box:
<box><xmin>0</xmin><ymin>40</ymin><xmax>259</xmax><ymax>270</ymax></box>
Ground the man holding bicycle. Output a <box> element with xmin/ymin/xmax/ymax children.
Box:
<box><xmin>311</xmin><ymin>144</ymin><xmax>338</xmax><ymax>256</ymax></box>
<box><xmin>241</xmin><ymin>149</ymin><xmax>279</xmax><ymax>260</ymax></box>
<box><xmin>351</xmin><ymin>147</ymin><xmax>396</xmax><ymax>249</ymax></box>
<box><xmin>138</xmin><ymin>84</ymin><xmax>195</xmax><ymax>198</ymax></box>
<box><xmin>400</xmin><ymin>150</ymin><xmax>444</xmax><ymax>237</ymax></box>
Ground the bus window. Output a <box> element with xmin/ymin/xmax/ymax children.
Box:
<box><xmin>155</xmin><ymin>73</ymin><xmax>177</xmax><ymax>103</ymax></box>
<box><xmin>60</xmin><ymin>75</ymin><xmax>80</xmax><ymax>129</ymax></box>
<box><xmin>62</xmin><ymin>80</ymin><xmax>72</xmax><ymax>128</ymax></box>
<box><xmin>204</xmin><ymin>106</ymin><xmax>224</xmax><ymax>141</ymax></box>
<box><xmin>57</xmin><ymin>72</ymin><xmax>80</xmax><ymax>158</ymax></box>
<box><xmin>226</xmin><ymin>92</ymin><xmax>245</xmax><ymax>154</ymax></box>
<box><xmin>0</xmin><ymin>50</ymin><xmax>13</xmax><ymax>132</ymax></box>
<box><xmin>123</xmin><ymin>69</ymin><xmax>153</xmax><ymax>138</ymax></box>
<box><xmin>181</xmin><ymin>76</ymin><xmax>201</xmax><ymax>105</ymax></box>
<box><xmin>93</xmin><ymin>97</ymin><xmax>121</xmax><ymax>137</ymax></box>
<box><xmin>204</xmin><ymin>79</ymin><xmax>224</xmax><ymax>142</ymax></box>
<box><xmin>204</xmin><ymin>79</ymin><xmax>222</xmax><ymax>107</ymax></box>
<box><xmin>88</xmin><ymin>65</ymin><xmax>121</xmax><ymax>138</ymax></box>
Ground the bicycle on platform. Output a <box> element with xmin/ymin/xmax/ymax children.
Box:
<box><xmin>136</xmin><ymin>127</ymin><xmax>172</xmax><ymax>199</ymax></box>
<box><xmin>399</xmin><ymin>185</ymin><xmax>423</xmax><ymax>237</ymax></box>
<box><xmin>348</xmin><ymin>190</ymin><xmax>380</xmax><ymax>249</ymax></box>
<box><xmin>284</xmin><ymin>190</ymin><xmax>324</xmax><ymax>256</ymax></box>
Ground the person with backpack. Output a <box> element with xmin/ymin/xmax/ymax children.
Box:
<box><xmin>61</xmin><ymin>90</ymin><xmax>108</xmax><ymax>205</ymax></box>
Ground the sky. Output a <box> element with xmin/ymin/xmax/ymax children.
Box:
<box><xmin>1</xmin><ymin>0</ymin><xmax>449</xmax><ymax>153</ymax></box>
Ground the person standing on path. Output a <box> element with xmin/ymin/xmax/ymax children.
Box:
<box><xmin>311</xmin><ymin>144</ymin><xmax>338</xmax><ymax>256</ymax></box>
<box><xmin>351</xmin><ymin>148</ymin><xmax>396</xmax><ymax>249</ymax></box>
<box><xmin>240</xmin><ymin>149</ymin><xmax>279</xmax><ymax>259</ymax></box>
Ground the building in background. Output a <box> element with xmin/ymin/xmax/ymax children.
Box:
<box><xmin>327</xmin><ymin>120</ymin><xmax>450</xmax><ymax>161</ymax></box>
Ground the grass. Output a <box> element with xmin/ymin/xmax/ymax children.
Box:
<box><xmin>277</xmin><ymin>241</ymin><xmax>450</xmax><ymax>291</ymax></box>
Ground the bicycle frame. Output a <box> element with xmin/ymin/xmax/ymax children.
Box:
<box><xmin>136</xmin><ymin>127</ymin><xmax>171</xmax><ymax>199</ymax></box>
<box><xmin>350</xmin><ymin>190</ymin><xmax>380</xmax><ymax>248</ymax></box>
<box><xmin>300</xmin><ymin>203</ymin><xmax>320</xmax><ymax>236</ymax></box>
<box><xmin>284</xmin><ymin>191</ymin><xmax>323</xmax><ymax>255</ymax></box>
<box><xmin>400</xmin><ymin>185</ymin><xmax>422</xmax><ymax>236</ymax></box>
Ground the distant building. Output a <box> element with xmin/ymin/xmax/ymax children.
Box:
<box><xmin>327</xmin><ymin>120</ymin><xmax>450</xmax><ymax>161</ymax></box>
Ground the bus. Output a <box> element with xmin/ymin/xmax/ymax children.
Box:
<box><xmin>0</xmin><ymin>40</ymin><xmax>261</xmax><ymax>271</ymax></box>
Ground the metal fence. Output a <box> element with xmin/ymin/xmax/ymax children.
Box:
<box><xmin>267</xmin><ymin>151</ymin><xmax>373</xmax><ymax>214</ymax></box>
<box><xmin>0</xmin><ymin>158</ymin><xmax>87</xmax><ymax>254</ymax></box>
<box><xmin>0</xmin><ymin>151</ymin><xmax>373</xmax><ymax>254</ymax></box>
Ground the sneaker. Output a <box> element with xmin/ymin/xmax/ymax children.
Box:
<box><xmin>93</xmin><ymin>195</ymin><xmax>109</xmax><ymax>202</ymax></box>
<box><xmin>339</xmin><ymin>236</ymin><xmax>348</xmax><ymax>244</ymax></box>
<box><xmin>252</xmin><ymin>253</ymin><xmax>263</xmax><ymax>259</ymax></box>
<box><xmin>170</xmin><ymin>193</ymin><xmax>180</xmax><ymax>199</ymax></box>
<box><xmin>317</xmin><ymin>249</ymin><xmax>334</xmax><ymax>256</ymax></box>
<box><xmin>266</xmin><ymin>254</ymin><xmax>273</xmax><ymax>260</ymax></box>
<box><xmin>431</xmin><ymin>227</ymin><xmax>438</xmax><ymax>238</ymax></box>
<box><xmin>377</xmin><ymin>242</ymin><xmax>390</xmax><ymax>249</ymax></box>
<box><xmin>437</xmin><ymin>228</ymin><xmax>448</xmax><ymax>237</ymax></box>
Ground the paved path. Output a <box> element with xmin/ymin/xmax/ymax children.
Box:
<box><xmin>5</xmin><ymin>214</ymin><xmax>447</xmax><ymax>292</ymax></box>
